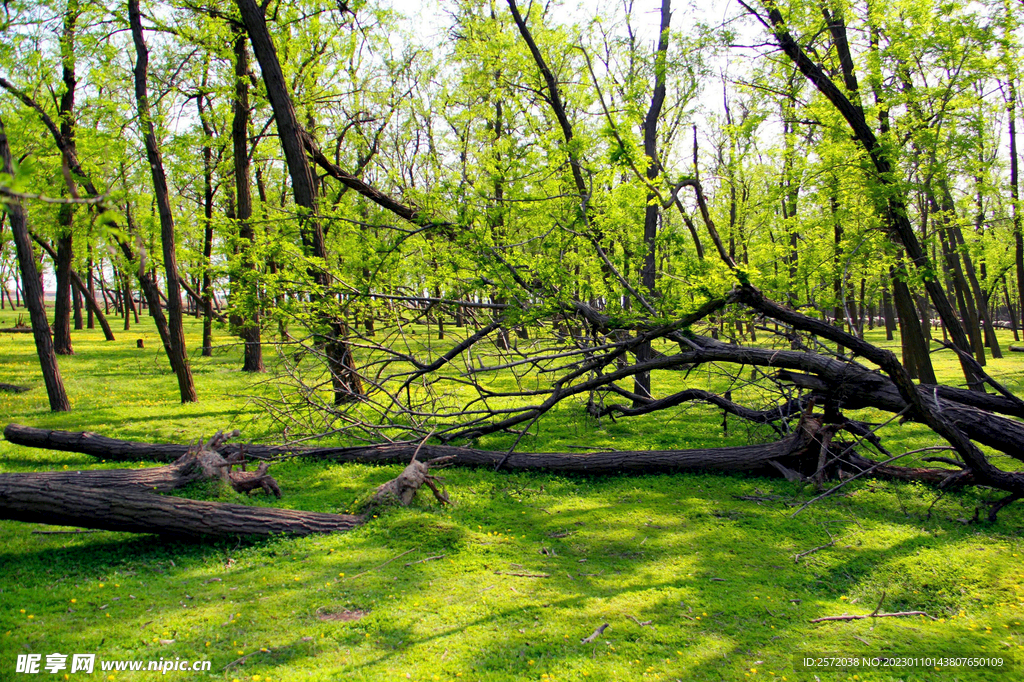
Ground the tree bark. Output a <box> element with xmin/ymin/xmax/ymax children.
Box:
<box><xmin>634</xmin><ymin>0</ymin><xmax>671</xmax><ymax>404</ymax></box>
<box><xmin>0</xmin><ymin>481</ymin><xmax>358</xmax><ymax>539</ymax></box>
<box><xmin>236</xmin><ymin>0</ymin><xmax>358</xmax><ymax>397</ymax></box>
<box><xmin>232</xmin><ymin>34</ymin><xmax>264</xmax><ymax>372</ymax></box>
<box><xmin>129</xmin><ymin>0</ymin><xmax>197</xmax><ymax>403</ymax></box>
<box><xmin>51</xmin><ymin>0</ymin><xmax>79</xmax><ymax>356</ymax></box>
<box><xmin>197</xmin><ymin>93</ymin><xmax>215</xmax><ymax>358</ymax></box>
<box><xmin>1010</xmin><ymin>79</ymin><xmax>1024</xmax><ymax>351</ymax></box>
<box><xmin>891</xmin><ymin>264</ymin><xmax>936</xmax><ymax>383</ymax></box>
<box><xmin>0</xmin><ymin>419</ymin><xmax>971</xmax><ymax>493</ymax></box>
<box><xmin>0</xmin><ymin>116</ymin><xmax>71</xmax><ymax>412</ymax></box>
<box><xmin>53</xmin><ymin>229</ymin><xmax>74</xmax><ymax>354</ymax></box>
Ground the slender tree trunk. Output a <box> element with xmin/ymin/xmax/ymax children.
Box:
<box><xmin>892</xmin><ymin>264</ymin><xmax>936</xmax><ymax>383</ymax></box>
<box><xmin>0</xmin><ymin>115</ymin><xmax>70</xmax><ymax>411</ymax></box>
<box><xmin>51</xmin><ymin>1</ymin><xmax>79</xmax><ymax>356</ymax></box>
<box><xmin>52</xmin><ymin>229</ymin><xmax>74</xmax><ymax>354</ymax></box>
<box><xmin>882</xmin><ymin>283</ymin><xmax>895</xmax><ymax>341</ymax></box>
<box><xmin>129</xmin><ymin>0</ymin><xmax>196</xmax><ymax>403</ymax></box>
<box><xmin>237</xmin><ymin>0</ymin><xmax>360</xmax><ymax>399</ymax></box>
<box><xmin>72</xmin><ymin>281</ymin><xmax>82</xmax><ymax>330</ymax></box>
<box><xmin>1009</xmin><ymin>80</ymin><xmax>1024</xmax><ymax>350</ymax></box>
<box><xmin>86</xmin><ymin>249</ymin><xmax>94</xmax><ymax>329</ymax></box>
<box><xmin>232</xmin><ymin>35</ymin><xmax>263</xmax><ymax>372</ymax></box>
<box><xmin>634</xmin><ymin>0</ymin><xmax>671</xmax><ymax>404</ymax></box>
<box><xmin>122</xmin><ymin>269</ymin><xmax>133</xmax><ymax>331</ymax></box>
<box><xmin>830</xmin><ymin>191</ymin><xmax>845</xmax><ymax>353</ymax></box>
<box><xmin>1003</xmin><ymin>275</ymin><xmax>1020</xmax><ymax>341</ymax></box>
<box><xmin>856</xmin><ymin>277</ymin><xmax>866</xmax><ymax>337</ymax></box>
<box><xmin>197</xmin><ymin>93</ymin><xmax>215</xmax><ymax>358</ymax></box>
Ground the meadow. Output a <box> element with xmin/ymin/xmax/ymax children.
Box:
<box><xmin>1</xmin><ymin>307</ymin><xmax>1023</xmax><ymax>681</ymax></box>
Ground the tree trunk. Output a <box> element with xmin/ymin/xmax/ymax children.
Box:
<box><xmin>129</xmin><ymin>0</ymin><xmax>196</xmax><ymax>403</ymax></box>
<box><xmin>52</xmin><ymin>1</ymin><xmax>78</xmax><ymax>356</ymax></box>
<box><xmin>0</xmin><ymin>432</ymin><xmax>458</xmax><ymax>538</ymax></box>
<box><xmin>237</xmin><ymin>0</ymin><xmax>358</xmax><ymax>396</ymax></box>
<box><xmin>52</xmin><ymin>224</ymin><xmax>74</xmax><ymax>355</ymax></box>
<box><xmin>891</xmin><ymin>264</ymin><xmax>936</xmax><ymax>383</ymax></box>
<box><xmin>197</xmin><ymin>93</ymin><xmax>215</xmax><ymax>358</ymax></box>
<box><xmin>882</xmin><ymin>283</ymin><xmax>895</xmax><ymax>341</ymax></box>
<box><xmin>0</xmin><ymin>481</ymin><xmax>358</xmax><ymax>539</ymax></box>
<box><xmin>634</xmin><ymin>0</ymin><xmax>671</xmax><ymax>404</ymax></box>
<box><xmin>86</xmin><ymin>249</ymin><xmax>94</xmax><ymax>328</ymax></box>
<box><xmin>1003</xmin><ymin>275</ymin><xmax>1020</xmax><ymax>341</ymax></box>
<box><xmin>121</xmin><ymin>269</ymin><xmax>133</xmax><ymax>331</ymax></box>
<box><xmin>72</xmin><ymin>281</ymin><xmax>83</xmax><ymax>330</ymax></box>
<box><xmin>0</xmin><ymin>418</ymin><xmax>979</xmax><ymax>493</ymax></box>
<box><xmin>0</xmin><ymin>116</ymin><xmax>71</xmax><ymax>412</ymax></box>
<box><xmin>232</xmin><ymin>34</ymin><xmax>263</xmax><ymax>372</ymax></box>
<box><xmin>3</xmin><ymin>420</ymin><xmax>828</xmax><ymax>475</ymax></box>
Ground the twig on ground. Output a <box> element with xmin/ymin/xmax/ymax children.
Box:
<box><xmin>404</xmin><ymin>554</ymin><xmax>444</xmax><ymax>567</ymax></box>
<box><xmin>810</xmin><ymin>610</ymin><xmax>935</xmax><ymax>623</ymax></box>
<box><xmin>32</xmin><ymin>529</ymin><xmax>99</xmax><ymax>535</ymax></box>
<box><xmin>869</xmin><ymin>591</ymin><xmax>887</xmax><ymax>617</ymax></box>
<box><xmin>793</xmin><ymin>528</ymin><xmax>835</xmax><ymax>563</ymax></box>
<box><xmin>346</xmin><ymin>547</ymin><xmax>417</xmax><ymax>581</ymax></box>
<box><xmin>494</xmin><ymin>571</ymin><xmax>550</xmax><ymax>578</ymax></box>
<box><xmin>581</xmin><ymin>623</ymin><xmax>609</xmax><ymax>643</ymax></box>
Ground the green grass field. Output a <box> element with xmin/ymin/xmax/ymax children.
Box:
<box><xmin>1</xmin><ymin>307</ymin><xmax>1023</xmax><ymax>681</ymax></box>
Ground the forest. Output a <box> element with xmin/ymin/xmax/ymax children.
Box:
<box><xmin>2</xmin><ymin>0</ymin><xmax>1024</xmax><ymax>679</ymax></box>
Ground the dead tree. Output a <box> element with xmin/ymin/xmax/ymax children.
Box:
<box><xmin>0</xmin><ymin>431</ymin><xmax>448</xmax><ymax>538</ymax></box>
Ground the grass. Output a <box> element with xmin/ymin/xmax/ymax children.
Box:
<box><xmin>1</xmin><ymin>306</ymin><xmax>1024</xmax><ymax>681</ymax></box>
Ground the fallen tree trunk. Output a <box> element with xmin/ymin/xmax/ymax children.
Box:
<box><xmin>0</xmin><ymin>480</ymin><xmax>359</xmax><ymax>539</ymax></box>
<box><xmin>1</xmin><ymin>438</ymin><xmax>281</xmax><ymax>495</ymax></box>
<box><xmin>7</xmin><ymin>420</ymin><xmax>830</xmax><ymax>474</ymax></box>
<box><xmin>4</xmin><ymin>423</ymin><xmax>288</xmax><ymax>462</ymax></box>
<box><xmin>0</xmin><ymin>435</ymin><xmax>446</xmax><ymax>538</ymax></box>
<box><xmin>4</xmin><ymin>420</ymin><xmax>965</xmax><ymax>489</ymax></box>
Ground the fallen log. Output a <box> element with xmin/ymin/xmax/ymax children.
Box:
<box><xmin>0</xmin><ymin>433</ymin><xmax>450</xmax><ymax>539</ymax></box>
<box><xmin>7</xmin><ymin>419</ymin><xmax>832</xmax><ymax>474</ymax></box>
<box><xmin>4</xmin><ymin>419</ymin><xmax>968</xmax><ymax>490</ymax></box>
<box><xmin>1</xmin><ymin>437</ymin><xmax>282</xmax><ymax>495</ymax></box>
<box><xmin>4</xmin><ymin>423</ymin><xmax>288</xmax><ymax>462</ymax></box>
<box><xmin>0</xmin><ymin>383</ymin><xmax>30</xmax><ymax>393</ymax></box>
<box><xmin>0</xmin><ymin>481</ymin><xmax>359</xmax><ymax>539</ymax></box>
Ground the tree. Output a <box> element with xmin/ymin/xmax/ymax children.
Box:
<box><xmin>128</xmin><ymin>0</ymin><xmax>197</xmax><ymax>403</ymax></box>
<box><xmin>0</xmin><ymin>114</ymin><xmax>71</xmax><ymax>412</ymax></box>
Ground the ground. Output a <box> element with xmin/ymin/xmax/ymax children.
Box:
<box><xmin>1</xmin><ymin>308</ymin><xmax>1022</xmax><ymax>681</ymax></box>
